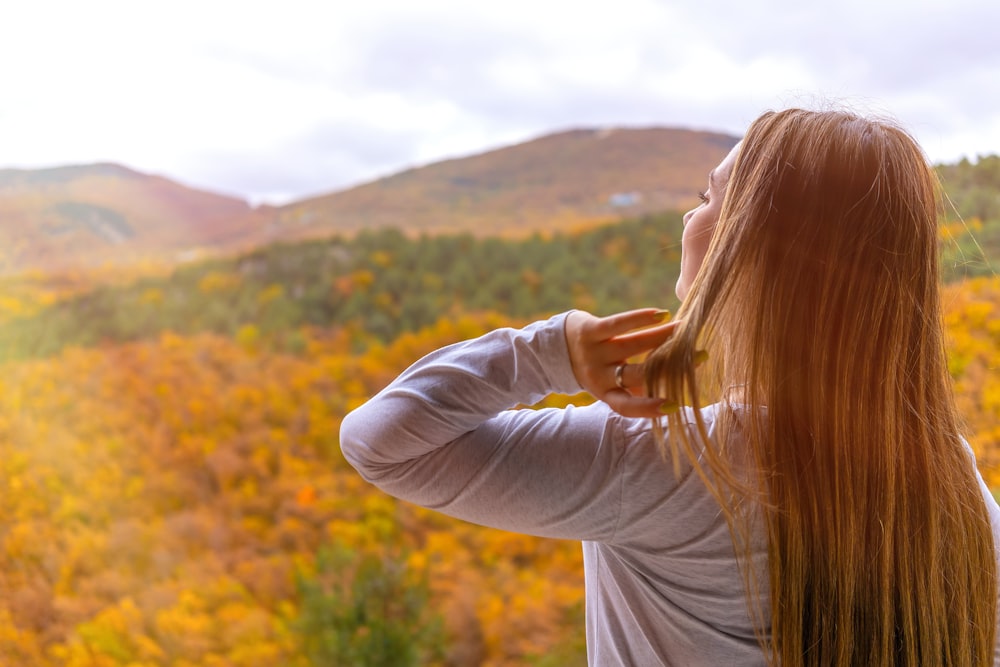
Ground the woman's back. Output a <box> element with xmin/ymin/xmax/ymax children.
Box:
<box><xmin>591</xmin><ymin>405</ymin><xmax>1000</xmax><ymax>665</ymax></box>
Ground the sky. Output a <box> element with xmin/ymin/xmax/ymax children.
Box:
<box><xmin>3</xmin><ymin>0</ymin><xmax>999</xmax><ymax>206</ymax></box>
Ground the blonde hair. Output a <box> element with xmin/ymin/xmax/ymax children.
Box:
<box><xmin>646</xmin><ymin>108</ymin><xmax>997</xmax><ymax>665</ymax></box>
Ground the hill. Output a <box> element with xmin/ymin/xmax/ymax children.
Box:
<box><xmin>0</xmin><ymin>163</ymin><xmax>262</xmax><ymax>274</ymax></box>
<box><xmin>0</xmin><ymin>128</ymin><xmax>739</xmax><ymax>275</ymax></box>
<box><xmin>268</xmin><ymin>127</ymin><xmax>739</xmax><ymax>239</ymax></box>
<box><xmin>0</xmin><ymin>213</ymin><xmax>687</xmax><ymax>359</ymax></box>
<box><xmin>8</xmin><ymin>133</ymin><xmax>997</xmax><ymax>279</ymax></box>
<box><xmin>0</xmin><ymin>153</ymin><xmax>998</xmax><ymax>667</ymax></box>
<box><xmin>0</xmin><ymin>231</ymin><xmax>998</xmax><ymax>665</ymax></box>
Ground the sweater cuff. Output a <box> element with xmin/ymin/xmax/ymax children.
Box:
<box><xmin>539</xmin><ymin>311</ymin><xmax>585</xmax><ymax>397</ymax></box>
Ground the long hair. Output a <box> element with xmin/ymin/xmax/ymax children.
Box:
<box><xmin>646</xmin><ymin>108</ymin><xmax>998</xmax><ymax>665</ymax></box>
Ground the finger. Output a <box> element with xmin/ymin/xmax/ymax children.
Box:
<box><xmin>620</xmin><ymin>362</ymin><xmax>647</xmax><ymax>392</ymax></box>
<box><xmin>609</xmin><ymin>362</ymin><xmax>643</xmax><ymax>392</ymax></box>
<box><xmin>588</xmin><ymin>308</ymin><xmax>670</xmax><ymax>341</ymax></box>
<box><xmin>602</xmin><ymin>390</ymin><xmax>672</xmax><ymax>419</ymax></box>
<box><xmin>607</xmin><ymin>321</ymin><xmax>679</xmax><ymax>360</ymax></box>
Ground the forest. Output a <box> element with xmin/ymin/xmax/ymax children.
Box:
<box><xmin>0</xmin><ymin>156</ymin><xmax>998</xmax><ymax>665</ymax></box>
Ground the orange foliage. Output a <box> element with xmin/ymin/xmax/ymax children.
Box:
<box><xmin>943</xmin><ymin>277</ymin><xmax>1000</xmax><ymax>489</ymax></box>
<box><xmin>0</xmin><ymin>311</ymin><xmax>581</xmax><ymax>665</ymax></box>
<box><xmin>0</xmin><ymin>281</ymin><xmax>996</xmax><ymax>665</ymax></box>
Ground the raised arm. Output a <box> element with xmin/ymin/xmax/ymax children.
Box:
<box><xmin>339</xmin><ymin>310</ymin><xmax>674</xmax><ymax>540</ymax></box>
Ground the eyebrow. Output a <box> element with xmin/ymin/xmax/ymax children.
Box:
<box><xmin>708</xmin><ymin>169</ymin><xmax>717</xmax><ymax>188</ymax></box>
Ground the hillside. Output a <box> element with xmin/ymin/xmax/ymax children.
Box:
<box><xmin>0</xmin><ymin>129</ymin><xmax>737</xmax><ymax>274</ymax></box>
<box><xmin>0</xmin><ymin>223</ymin><xmax>998</xmax><ymax>665</ymax></box>
<box><xmin>0</xmin><ymin>163</ymin><xmax>263</xmax><ymax>274</ymax></box>
<box><xmin>0</xmin><ymin>213</ymin><xmax>687</xmax><ymax>359</ymax></box>
<box><xmin>269</xmin><ymin>127</ymin><xmax>739</xmax><ymax>239</ymax></box>
<box><xmin>4</xmin><ymin>133</ymin><xmax>995</xmax><ymax>279</ymax></box>
<box><xmin>0</xmin><ymin>156</ymin><xmax>998</xmax><ymax>665</ymax></box>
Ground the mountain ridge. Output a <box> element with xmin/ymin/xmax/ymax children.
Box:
<box><xmin>0</xmin><ymin>126</ymin><xmax>740</xmax><ymax>274</ymax></box>
<box><xmin>0</xmin><ymin>162</ymin><xmax>258</xmax><ymax>274</ymax></box>
<box><xmin>268</xmin><ymin>127</ymin><xmax>738</xmax><ymax>240</ymax></box>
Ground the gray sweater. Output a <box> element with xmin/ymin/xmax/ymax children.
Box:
<box><xmin>340</xmin><ymin>313</ymin><xmax>1000</xmax><ymax>666</ymax></box>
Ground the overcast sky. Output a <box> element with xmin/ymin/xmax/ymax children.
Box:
<box><xmin>3</xmin><ymin>0</ymin><xmax>999</xmax><ymax>205</ymax></box>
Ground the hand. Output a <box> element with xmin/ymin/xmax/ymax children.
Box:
<box><xmin>564</xmin><ymin>308</ymin><xmax>677</xmax><ymax>418</ymax></box>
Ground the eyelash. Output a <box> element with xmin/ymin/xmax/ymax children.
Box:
<box><xmin>698</xmin><ymin>191</ymin><xmax>709</xmax><ymax>204</ymax></box>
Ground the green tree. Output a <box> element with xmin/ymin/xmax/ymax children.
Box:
<box><xmin>294</xmin><ymin>544</ymin><xmax>445</xmax><ymax>666</ymax></box>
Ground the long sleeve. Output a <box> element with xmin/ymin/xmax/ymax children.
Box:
<box><xmin>339</xmin><ymin>312</ymin><xmax>628</xmax><ymax>541</ymax></box>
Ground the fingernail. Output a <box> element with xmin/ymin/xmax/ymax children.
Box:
<box><xmin>658</xmin><ymin>402</ymin><xmax>679</xmax><ymax>415</ymax></box>
<box><xmin>694</xmin><ymin>349</ymin><xmax>709</xmax><ymax>366</ymax></box>
<box><xmin>654</xmin><ymin>309</ymin><xmax>671</xmax><ymax>322</ymax></box>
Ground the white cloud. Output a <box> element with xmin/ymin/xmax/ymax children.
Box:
<box><xmin>1</xmin><ymin>0</ymin><xmax>998</xmax><ymax>204</ymax></box>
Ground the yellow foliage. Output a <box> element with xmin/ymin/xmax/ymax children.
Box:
<box><xmin>370</xmin><ymin>250</ymin><xmax>393</xmax><ymax>268</ymax></box>
<box><xmin>943</xmin><ymin>277</ymin><xmax>1000</xmax><ymax>487</ymax></box>
<box><xmin>197</xmin><ymin>271</ymin><xmax>242</xmax><ymax>294</ymax></box>
<box><xmin>257</xmin><ymin>283</ymin><xmax>284</xmax><ymax>304</ymax></box>
<box><xmin>0</xmin><ymin>288</ymin><xmax>995</xmax><ymax>666</ymax></box>
<box><xmin>0</xmin><ymin>609</ymin><xmax>49</xmax><ymax>666</ymax></box>
<box><xmin>236</xmin><ymin>324</ymin><xmax>260</xmax><ymax>353</ymax></box>
<box><xmin>139</xmin><ymin>287</ymin><xmax>164</xmax><ymax>305</ymax></box>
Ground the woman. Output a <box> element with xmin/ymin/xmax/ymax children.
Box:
<box><xmin>340</xmin><ymin>108</ymin><xmax>1000</xmax><ymax>665</ymax></box>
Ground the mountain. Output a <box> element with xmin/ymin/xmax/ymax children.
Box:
<box><xmin>0</xmin><ymin>128</ymin><xmax>739</xmax><ymax>275</ymax></box>
<box><xmin>0</xmin><ymin>163</ymin><xmax>262</xmax><ymax>274</ymax></box>
<box><xmin>267</xmin><ymin>127</ymin><xmax>739</xmax><ymax>240</ymax></box>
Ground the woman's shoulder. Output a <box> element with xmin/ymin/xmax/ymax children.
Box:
<box><xmin>615</xmin><ymin>401</ymin><xmax>727</xmax><ymax>447</ymax></box>
<box><xmin>608</xmin><ymin>402</ymin><xmax>747</xmax><ymax>549</ymax></box>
